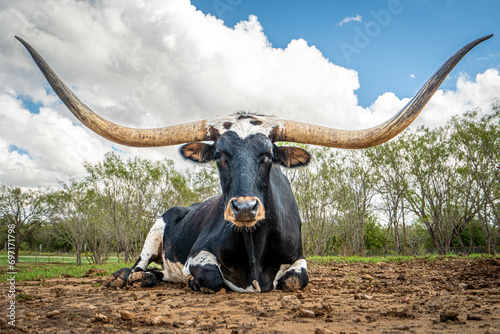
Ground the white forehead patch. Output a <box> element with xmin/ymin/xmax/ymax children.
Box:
<box><xmin>209</xmin><ymin>113</ymin><xmax>282</xmax><ymax>139</ymax></box>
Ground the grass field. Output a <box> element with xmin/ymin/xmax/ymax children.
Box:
<box><xmin>1</xmin><ymin>255</ymin><xmax>97</xmax><ymax>265</ymax></box>
<box><xmin>0</xmin><ymin>261</ymin><xmax>133</xmax><ymax>283</ymax></box>
<box><xmin>0</xmin><ymin>252</ymin><xmax>126</xmax><ymax>266</ymax></box>
<box><xmin>0</xmin><ymin>252</ymin><xmax>497</xmax><ymax>283</ymax></box>
<box><xmin>0</xmin><ymin>251</ymin><xmax>134</xmax><ymax>283</ymax></box>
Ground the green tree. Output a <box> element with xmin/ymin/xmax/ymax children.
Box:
<box><xmin>405</xmin><ymin>125</ymin><xmax>482</xmax><ymax>255</ymax></box>
<box><xmin>366</xmin><ymin>135</ymin><xmax>411</xmax><ymax>255</ymax></box>
<box><xmin>287</xmin><ymin>147</ymin><xmax>343</xmax><ymax>255</ymax></box>
<box><xmin>335</xmin><ymin>150</ymin><xmax>376</xmax><ymax>256</ymax></box>
<box><xmin>0</xmin><ymin>186</ymin><xmax>59</xmax><ymax>263</ymax></box>
<box><xmin>83</xmin><ymin>152</ymin><xmax>196</xmax><ymax>261</ymax></box>
<box><xmin>451</xmin><ymin>105</ymin><xmax>500</xmax><ymax>254</ymax></box>
<box><xmin>288</xmin><ymin>147</ymin><xmax>376</xmax><ymax>256</ymax></box>
<box><xmin>187</xmin><ymin>162</ymin><xmax>221</xmax><ymax>203</ymax></box>
<box><xmin>364</xmin><ymin>219</ymin><xmax>386</xmax><ymax>251</ymax></box>
<box><xmin>57</xmin><ymin>179</ymin><xmax>97</xmax><ymax>265</ymax></box>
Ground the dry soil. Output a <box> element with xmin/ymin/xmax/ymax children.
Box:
<box><xmin>1</xmin><ymin>257</ymin><xmax>499</xmax><ymax>333</ymax></box>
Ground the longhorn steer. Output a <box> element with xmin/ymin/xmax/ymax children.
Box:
<box><xmin>123</xmin><ymin>115</ymin><xmax>311</xmax><ymax>292</ymax></box>
<box><xmin>16</xmin><ymin>34</ymin><xmax>492</xmax><ymax>293</ymax></box>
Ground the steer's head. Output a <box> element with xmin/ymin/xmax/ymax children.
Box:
<box><xmin>180</xmin><ymin>113</ymin><xmax>310</xmax><ymax>227</ymax></box>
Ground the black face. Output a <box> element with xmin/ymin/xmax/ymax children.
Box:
<box><xmin>215</xmin><ymin>132</ymin><xmax>272</xmax><ymax>226</ymax></box>
<box><xmin>180</xmin><ymin>131</ymin><xmax>310</xmax><ymax>227</ymax></box>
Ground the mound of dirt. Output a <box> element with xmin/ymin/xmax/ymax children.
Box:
<box><xmin>1</xmin><ymin>257</ymin><xmax>499</xmax><ymax>333</ymax></box>
<box><xmin>83</xmin><ymin>268</ymin><xmax>107</xmax><ymax>278</ymax></box>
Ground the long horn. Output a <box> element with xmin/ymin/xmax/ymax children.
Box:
<box><xmin>276</xmin><ymin>34</ymin><xmax>493</xmax><ymax>149</ymax></box>
<box><xmin>16</xmin><ymin>36</ymin><xmax>209</xmax><ymax>147</ymax></box>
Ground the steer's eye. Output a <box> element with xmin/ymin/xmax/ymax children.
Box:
<box><xmin>262</xmin><ymin>153</ymin><xmax>273</xmax><ymax>164</ymax></box>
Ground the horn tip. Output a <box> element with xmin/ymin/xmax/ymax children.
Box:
<box><xmin>472</xmin><ymin>34</ymin><xmax>493</xmax><ymax>47</ymax></box>
<box><xmin>15</xmin><ymin>35</ymin><xmax>28</xmax><ymax>47</ymax></box>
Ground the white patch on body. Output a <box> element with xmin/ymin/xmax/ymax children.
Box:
<box><xmin>209</xmin><ymin>113</ymin><xmax>282</xmax><ymax>139</ymax></box>
<box><xmin>223</xmin><ymin>279</ymin><xmax>261</xmax><ymax>293</ymax></box>
<box><xmin>135</xmin><ymin>217</ymin><xmax>165</xmax><ymax>270</ymax></box>
<box><xmin>183</xmin><ymin>250</ymin><xmax>220</xmax><ymax>277</ymax></box>
<box><xmin>252</xmin><ymin>280</ymin><xmax>261</xmax><ymax>292</ymax></box>
<box><xmin>273</xmin><ymin>258</ymin><xmax>307</xmax><ymax>289</ymax></box>
<box><xmin>183</xmin><ymin>250</ymin><xmax>262</xmax><ymax>293</ymax></box>
<box><xmin>160</xmin><ymin>253</ymin><xmax>185</xmax><ymax>282</ymax></box>
<box><xmin>135</xmin><ymin>217</ymin><xmax>185</xmax><ymax>283</ymax></box>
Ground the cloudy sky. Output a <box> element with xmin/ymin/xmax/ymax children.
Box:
<box><xmin>0</xmin><ymin>0</ymin><xmax>499</xmax><ymax>188</ymax></box>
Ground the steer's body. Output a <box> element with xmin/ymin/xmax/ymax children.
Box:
<box><xmin>117</xmin><ymin>119</ymin><xmax>310</xmax><ymax>293</ymax></box>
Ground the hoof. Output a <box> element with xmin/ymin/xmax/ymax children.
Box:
<box><xmin>104</xmin><ymin>268</ymin><xmax>132</xmax><ymax>289</ymax></box>
<box><xmin>127</xmin><ymin>271</ymin><xmax>158</xmax><ymax>288</ymax></box>
<box><xmin>277</xmin><ymin>268</ymin><xmax>308</xmax><ymax>292</ymax></box>
<box><xmin>281</xmin><ymin>275</ymin><xmax>302</xmax><ymax>292</ymax></box>
<box><xmin>187</xmin><ymin>275</ymin><xmax>220</xmax><ymax>294</ymax></box>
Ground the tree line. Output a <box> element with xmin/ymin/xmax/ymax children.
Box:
<box><xmin>289</xmin><ymin>106</ymin><xmax>499</xmax><ymax>256</ymax></box>
<box><xmin>1</xmin><ymin>105</ymin><xmax>499</xmax><ymax>264</ymax></box>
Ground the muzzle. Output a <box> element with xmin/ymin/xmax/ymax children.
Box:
<box><xmin>224</xmin><ymin>196</ymin><xmax>265</xmax><ymax>227</ymax></box>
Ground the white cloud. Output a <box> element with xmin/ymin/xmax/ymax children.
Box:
<box><xmin>0</xmin><ymin>0</ymin><xmax>498</xmax><ymax>188</ymax></box>
<box><xmin>0</xmin><ymin>93</ymin><xmax>107</xmax><ymax>186</ymax></box>
<box><xmin>336</xmin><ymin>14</ymin><xmax>362</xmax><ymax>27</ymax></box>
<box><xmin>409</xmin><ymin>74</ymin><xmax>415</xmax><ymax>80</ymax></box>
<box><xmin>359</xmin><ymin>69</ymin><xmax>500</xmax><ymax>129</ymax></box>
<box><xmin>416</xmin><ymin>69</ymin><xmax>500</xmax><ymax>127</ymax></box>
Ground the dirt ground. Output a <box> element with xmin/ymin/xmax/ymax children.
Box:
<box><xmin>1</xmin><ymin>257</ymin><xmax>499</xmax><ymax>334</ymax></box>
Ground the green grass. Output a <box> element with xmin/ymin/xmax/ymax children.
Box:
<box><xmin>0</xmin><ymin>252</ymin><xmax>126</xmax><ymax>266</ymax></box>
<box><xmin>0</xmin><ymin>262</ymin><xmax>133</xmax><ymax>283</ymax></box>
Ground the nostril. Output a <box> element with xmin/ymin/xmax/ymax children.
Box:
<box><xmin>250</xmin><ymin>200</ymin><xmax>259</xmax><ymax>213</ymax></box>
<box><xmin>231</xmin><ymin>200</ymin><xmax>240</xmax><ymax>212</ymax></box>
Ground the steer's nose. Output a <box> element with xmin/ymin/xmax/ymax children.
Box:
<box><xmin>225</xmin><ymin>196</ymin><xmax>265</xmax><ymax>227</ymax></box>
<box><xmin>231</xmin><ymin>198</ymin><xmax>259</xmax><ymax>219</ymax></box>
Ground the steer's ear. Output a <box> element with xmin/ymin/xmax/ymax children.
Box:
<box><xmin>180</xmin><ymin>142</ymin><xmax>216</xmax><ymax>163</ymax></box>
<box><xmin>274</xmin><ymin>146</ymin><xmax>311</xmax><ymax>168</ymax></box>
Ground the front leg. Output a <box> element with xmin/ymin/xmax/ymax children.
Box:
<box><xmin>275</xmin><ymin>258</ymin><xmax>309</xmax><ymax>292</ymax></box>
<box><xmin>132</xmin><ymin>217</ymin><xmax>166</xmax><ymax>271</ymax></box>
<box><xmin>183</xmin><ymin>251</ymin><xmax>223</xmax><ymax>293</ymax></box>
<box><xmin>104</xmin><ymin>217</ymin><xmax>165</xmax><ymax>289</ymax></box>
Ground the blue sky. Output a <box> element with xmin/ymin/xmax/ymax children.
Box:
<box><xmin>1</xmin><ymin>0</ymin><xmax>499</xmax><ymax>187</ymax></box>
<box><xmin>191</xmin><ymin>0</ymin><xmax>499</xmax><ymax>107</ymax></box>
